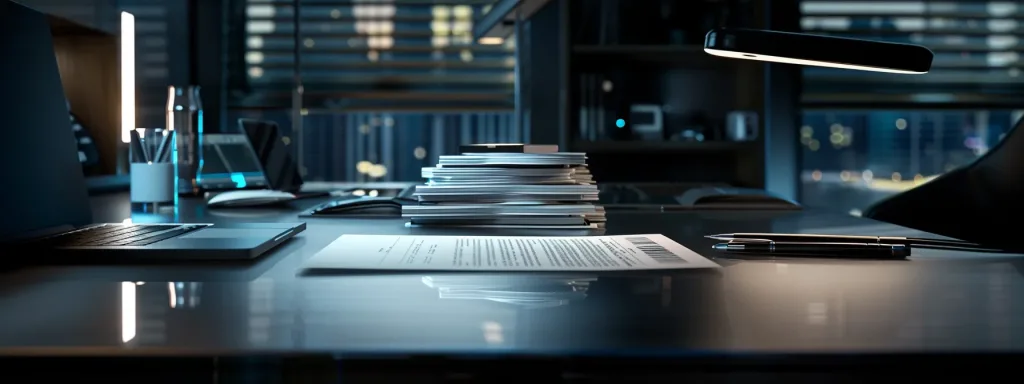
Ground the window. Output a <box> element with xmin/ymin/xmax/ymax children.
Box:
<box><xmin>227</xmin><ymin>0</ymin><xmax>519</xmax><ymax>182</ymax></box>
<box><xmin>799</xmin><ymin>0</ymin><xmax>1024</xmax><ymax>213</ymax></box>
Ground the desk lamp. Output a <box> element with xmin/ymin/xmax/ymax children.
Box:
<box><xmin>703</xmin><ymin>28</ymin><xmax>933</xmax><ymax>74</ymax></box>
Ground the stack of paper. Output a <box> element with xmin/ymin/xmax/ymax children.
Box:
<box><xmin>405</xmin><ymin>151</ymin><xmax>605</xmax><ymax>229</ymax></box>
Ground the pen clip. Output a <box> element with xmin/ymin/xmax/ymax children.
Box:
<box><xmin>728</xmin><ymin>238</ymin><xmax>775</xmax><ymax>245</ymax></box>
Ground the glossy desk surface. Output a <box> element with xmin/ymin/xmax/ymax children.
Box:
<box><xmin>2</xmin><ymin>192</ymin><xmax>1023</xmax><ymax>357</ymax></box>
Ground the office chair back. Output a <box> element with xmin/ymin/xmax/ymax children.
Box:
<box><xmin>863</xmin><ymin>114</ymin><xmax>1024</xmax><ymax>251</ymax></box>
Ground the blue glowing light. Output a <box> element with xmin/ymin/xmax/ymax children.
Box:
<box><xmin>172</xmin><ymin>134</ymin><xmax>178</xmax><ymax>206</ymax></box>
<box><xmin>615</xmin><ymin>119</ymin><xmax>625</xmax><ymax>128</ymax></box>
<box><xmin>196</xmin><ymin>109</ymin><xmax>204</xmax><ymax>183</ymax></box>
<box><xmin>230</xmin><ymin>173</ymin><xmax>247</xmax><ymax>188</ymax></box>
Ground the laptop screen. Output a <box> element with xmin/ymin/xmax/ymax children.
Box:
<box><xmin>0</xmin><ymin>1</ymin><xmax>92</xmax><ymax>240</ymax></box>
<box><xmin>199</xmin><ymin>134</ymin><xmax>267</xmax><ymax>190</ymax></box>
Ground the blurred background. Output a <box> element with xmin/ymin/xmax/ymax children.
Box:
<box><xmin>28</xmin><ymin>0</ymin><xmax>1024</xmax><ymax>214</ymax></box>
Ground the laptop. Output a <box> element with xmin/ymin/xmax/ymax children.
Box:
<box><xmin>0</xmin><ymin>1</ymin><xmax>304</xmax><ymax>260</ymax></box>
<box><xmin>205</xmin><ymin>119</ymin><xmax>332</xmax><ymax>207</ymax></box>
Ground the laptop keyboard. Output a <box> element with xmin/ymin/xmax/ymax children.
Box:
<box><xmin>47</xmin><ymin>224</ymin><xmax>207</xmax><ymax>247</ymax></box>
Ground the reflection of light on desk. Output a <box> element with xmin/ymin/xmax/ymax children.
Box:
<box><xmin>167</xmin><ymin>282</ymin><xmax>201</xmax><ymax>309</ymax></box>
<box><xmin>482</xmin><ymin>321</ymin><xmax>503</xmax><ymax>344</ymax></box>
<box><xmin>121</xmin><ymin>282</ymin><xmax>136</xmax><ymax>343</ymax></box>
<box><xmin>167</xmin><ymin>282</ymin><xmax>177</xmax><ymax>308</ymax></box>
<box><xmin>248</xmin><ymin>278</ymin><xmax>274</xmax><ymax>344</ymax></box>
<box><xmin>189</xmin><ymin>283</ymin><xmax>201</xmax><ymax>307</ymax></box>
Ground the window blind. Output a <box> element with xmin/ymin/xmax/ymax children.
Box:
<box><xmin>230</xmin><ymin>0</ymin><xmax>516</xmax><ymax>112</ymax></box>
<box><xmin>800</xmin><ymin>0</ymin><xmax>1024</xmax><ymax>107</ymax></box>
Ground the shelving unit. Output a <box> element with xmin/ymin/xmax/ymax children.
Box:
<box><xmin>560</xmin><ymin>0</ymin><xmax>767</xmax><ymax>187</ymax></box>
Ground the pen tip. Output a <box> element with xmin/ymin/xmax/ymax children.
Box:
<box><xmin>712</xmin><ymin>243</ymin><xmax>728</xmax><ymax>251</ymax></box>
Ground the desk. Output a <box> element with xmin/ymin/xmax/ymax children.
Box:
<box><xmin>1</xmin><ymin>192</ymin><xmax>1023</xmax><ymax>379</ymax></box>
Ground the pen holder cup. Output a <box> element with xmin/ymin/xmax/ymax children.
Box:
<box><xmin>131</xmin><ymin>162</ymin><xmax>175</xmax><ymax>204</ymax></box>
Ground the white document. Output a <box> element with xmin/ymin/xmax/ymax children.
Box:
<box><xmin>303</xmin><ymin>234</ymin><xmax>720</xmax><ymax>271</ymax></box>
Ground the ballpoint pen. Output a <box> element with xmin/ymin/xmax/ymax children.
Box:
<box><xmin>705</xmin><ymin>232</ymin><xmax>997</xmax><ymax>252</ymax></box>
<box><xmin>712</xmin><ymin>241</ymin><xmax>911</xmax><ymax>259</ymax></box>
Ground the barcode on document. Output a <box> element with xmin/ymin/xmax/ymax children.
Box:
<box><xmin>626</xmin><ymin>237</ymin><xmax>686</xmax><ymax>264</ymax></box>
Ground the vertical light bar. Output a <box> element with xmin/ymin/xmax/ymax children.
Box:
<box><xmin>121</xmin><ymin>12</ymin><xmax>136</xmax><ymax>143</ymax></box>
<box><xmin>167</xmin><ymin>282</ymin><xmax>177</xmax><ymax>308</ymax></box>
<box><xmin>121</xmin><ymin>281</ymin><xmax>137</xmax><ymax>343</ymax></box>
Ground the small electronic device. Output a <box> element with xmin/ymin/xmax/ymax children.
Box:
<box><xmin>207</xmin><ymin>190</ymin><xmax>298</xmax><ymax>208</ymax></box>
<box><xmin>303</xmin><ymin>196</ymin><xmax>408</xmax><ymax>216</ymax></box>
<box><xmin>628</xmin><ymin>104</ymin><xmax>663</xmax><ymax>140</ymax></box>
<box><xmin>300</xmin><ymin>187</ymin><xmax>416</xmax><ymax>217</ymax></box>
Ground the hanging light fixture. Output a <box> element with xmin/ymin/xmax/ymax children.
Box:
<box><xmin>704</xmin><ymin>28</ymin><xmax>933</xmax><ymax>74</ymax></box>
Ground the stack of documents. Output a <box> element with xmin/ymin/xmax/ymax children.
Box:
<box><xmin>405</xmin><ymin>151</ymin><xmax>605</xmax><ymax>229</ymax></box>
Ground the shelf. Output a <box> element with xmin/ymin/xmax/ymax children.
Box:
<box><xmin>573</xmin><ymin>140</ymin><xmax>759</xmax><ymax>154</ymax></box>
<box><xmin>572</xmin><ymin>45</ymin><xmax>738</xmax><ymax>70</ymax></box>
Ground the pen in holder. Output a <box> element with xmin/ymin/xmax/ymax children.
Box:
<box><xmin>130</xmin><ymin>128</ymin><xmax>175</xmax><ymax>210</ymax></box>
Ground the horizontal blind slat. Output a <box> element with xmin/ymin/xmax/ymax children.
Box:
<box><xmin>231</xmin><ymin>0</ymin><xmax>513</xmax><ymax>110</ymax></box>
<box><xmin>800</xmin><ymin>0</ymin><xmax>1024</xmax><ymax>106</ymax></box>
